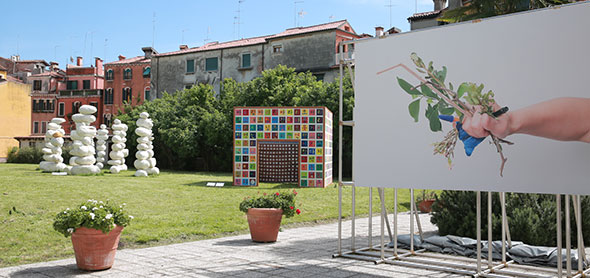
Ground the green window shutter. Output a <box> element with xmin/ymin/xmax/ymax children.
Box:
<box><xmin>205</xmin><ymin>57</ymin><xmax>218</xmax><ymax>71</ymax></box>
<box><xmin>143</xmin><ymin>67</ymin><xmax>151</xmax><ymax>77</ymax></box>
<box><xmin>242</xmin><ymin>54</ymin><xmax>251</xmax><ymax>68</ymax></box>
<box><xmin>186</xmin><ymin>60</ymin><xmax>194</xmax><ymax>73</ymax></box>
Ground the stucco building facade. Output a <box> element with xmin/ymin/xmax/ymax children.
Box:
<box><xmin>0</xmin><ymin>77</ymin><xmax>31</xmax><ymax>159</ymax></box>
<box><xmin>151</xmin><ymin>20</ymin><xmax>360</xmax><ymax>97</ymax></box>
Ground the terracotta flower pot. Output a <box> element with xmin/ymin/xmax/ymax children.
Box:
<box><xmin>418</xmin><ymin>199</ymin><xmax>436</xmax><ymax>213</ymax></box>
<box><xmin>70</xmin><ymin>225</ymin><xmax>123</xmax><ymax>271</ymax></box>
<box><xmin>246</xmin><ymin>208</ymin><xmax>283</xmax><ymax>243</ymax></box>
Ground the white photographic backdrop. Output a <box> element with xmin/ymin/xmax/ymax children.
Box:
<box><xmin>353</xmin><ymin>2</ymin><xmax>590</xmax><ymax>195</ymax></box>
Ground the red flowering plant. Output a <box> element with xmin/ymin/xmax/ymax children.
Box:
<box><xmin>239</xmin><ymin>190</ymin><xmax>300</xmax><ymax>218</ymax></box>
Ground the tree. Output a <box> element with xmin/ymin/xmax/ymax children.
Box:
<box><xmin>439</xmin><ymin>0</ymin><xmax>570</xmax><ymax>23</ymax></box>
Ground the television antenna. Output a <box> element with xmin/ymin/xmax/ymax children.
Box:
<box><xmin>294</xmin><ymin>1</ymin><xmax>303</xmax><ymax>27</ymax></box>
<box><xmin>298</xmin><ymin>9</ymin><xmax>307</xmax><ymax>27</ymax></box>
<box><xmin>152</xmin><ymin>12</ymin><xmax>156</xmax><ymax>48</ymax></box>
<box><xmin>385</xmin><ymin>0</ymin><xmax>396</xmax><ymax>28</ymax></box>
<box><xmin>234</xmin><ymin>0</ymin><xmax>245</xmax><ymax>39</ymax></box>
<box><xmin>204</xmin><ymin>26</ymin><xmax>211</xmax><ymax>43</ymax></box>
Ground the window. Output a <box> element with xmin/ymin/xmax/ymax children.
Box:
<box><xmin>143</xmin><ymin>67</ymin><xmax>151</xmax><ymax>78</ymax></box>
<box><xmin>66</xmin><ymin>80</ymin><xmax>78</xmax><ymax>90</ymax></box>
<box><xmin>241</xmin><ymin>53</ymin><xmax>251</xmax><ymax>68</ymax></box>
<box><xmin>41</xmin><ymin>122</ymin><xmax>46</xmax><ymax>134</ymax></box>
<box><xmin>33</xmin><ymin>122</ymin><xmax>39</xmax><ymax>134</ymax></box>
<box><xmin>104</xmin><ymin>88</ymin><xmax>114</xmax><ymax>105</ymax></box>
<box><xmin>205</xmin><ymin>57</ymin><xmax>218</xmax><ymax>71</ymax></box>
<box><xmin>186</xmin><ymin>59</ymin><xmax>195</xmax><ymax>73</ymax></box>
<box><xmin>72</xmin><ymin>102</ymin><xmax>81</xmax><ymax>114</ymax></box>
<box><xmin>273</xmin><ymin>44</ymin><xmax>283</xmax><ymax>53</ymax></box>
<box><xmin>106</xmin><ymin>69</ymin><xmax>114</xmax><ymax>81</ymax></box>
<box><xmin>123</xmin><ymin>68</ymin><xmax>132</xmax><ymax>80</ymax></box>
<box><xmin>58</xmin><ymin>102</ymin><xmax>65</xmax><ymax>116</ymax></box>
<box><xmin>122</xmin><ymin>88</ymin><xmax>132</xmax><ymax>103</ymax></box>
<box><xmin>32</xmin><ymin>100</ymin><xmax>37</xmax><ymax>112</ymax></box>
<box><xmin>144</xmin><ymin>87</ymin><xmax>150</xmax><ymax>101</ymax></box>
<box><xmin>33</xmin><ymin>80</ymin><xmax>42</xmax><ymax>90</ymax></box>
<box><xmin>83</xmin><ymin>80</ymin><xmax>90</xmax><ymax>90</ymax></box>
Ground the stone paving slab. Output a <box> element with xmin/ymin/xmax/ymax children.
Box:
<box><xmin>1</xmin><ymin>212</ymin><xmax>580</xmax><ymax>277</ymax></box>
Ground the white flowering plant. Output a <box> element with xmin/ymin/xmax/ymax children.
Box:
<box><xmin>53</xmin><ymin>199</ymin><xmax>133</xmax><ymax>237</ymax></box>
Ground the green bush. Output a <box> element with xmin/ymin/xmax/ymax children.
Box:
<box><xmin>431</xmin><ymin>191</ymin><xmax>590</xmax><ymax>246</ymax></box>
<box><xmin>7</xmin><ymin>146</ymin><xmax>44</xmax><ymax>164</ymax></box>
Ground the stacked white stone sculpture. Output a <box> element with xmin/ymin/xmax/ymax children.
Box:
<box><xmin>134</xmin><ymin>112</ymin><xmax>158</xmax><ymax>176</ymax></box>
<box><xmin>108</xmin><ymin>119</ymin><xmax>129</xmax><ymax>174</ymax></box>
<box><xmin>39</xmin><ymin>118</ymin><xmax>67</xmax><ymax>172</ymax></box>
<box><xmin>95</xmin><ymin>124</ymin><xmax>109</xmax><ymax>169</ymax></box>
<box><xmin>68</xmin><ymin>105</ymin><xmax>100</xmax><ymax>175</ymax></box>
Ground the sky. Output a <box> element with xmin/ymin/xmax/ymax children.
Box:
<box><xmin>1</xmin><ymin>0</ymin><xmax>434</xmax><ymax>67</ymax></box>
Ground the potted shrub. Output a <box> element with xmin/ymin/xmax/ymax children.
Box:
<box><xmin>239</xmin><ymin>190</ymin><xmax>300</xmax><ymax>243</ymax></box>
<box><xmin>53</xmin><ymin>199</ymin><xmax>133</xmax><ymax>271</ymax></box>
<box><xmin>417</xmin><ymin>190</ymin><xmax>437</xmax><ymax>213</ymax></box>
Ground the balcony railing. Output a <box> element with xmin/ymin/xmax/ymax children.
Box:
<box><xmin>59</xmin><ymin>89</ymin><xmax>102</xmax><ymax>97</ymax></box>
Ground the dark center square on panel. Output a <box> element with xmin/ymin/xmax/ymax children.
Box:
<box><xmin>258</xmin><ymin>141</ymin><xmax>299</xmax><ymax>183</ymax></box>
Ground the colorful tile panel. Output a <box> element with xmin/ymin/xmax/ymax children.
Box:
<box><xmin>233</xmin><ymin>107</ymin><xmax>333</xmax><ymax>187</ymax></box>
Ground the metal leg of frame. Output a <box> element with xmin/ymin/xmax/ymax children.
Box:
<box><xmin>338</xmin><ymin>182</ymin><xmax>342</xmax><ymax>256</ymax></box>
<box><xmin>337</xmin><ymin>44</ymin><xmax>344</xmax><ymax>257</ymax></box>
<box><xmin>412</xmin><ymin>199</ymin><xmax>424</xmax><ymax>241</ymax></box>
<box><xmin>501</xmin><ymin>192</ymin><xmax>507</xmax><ymax>263</ymax></box>
<box><xmin>394</xmin><ymin>188</ymin><xmax>398</xmax><ymax>257</ymax></box>
<box><xmin>378</xmin><ymin>188</ymin><xmax>393</xmax><ymax>242</ymax></box>
<box><xmin>488</xmin><ymin>191</ymin><xmax>493</xmax><ymax>269</ymax></box>
<box><xmin>557</xmin><ymin>194</ymin><xmax>563</xmax><ymax>277</ymax></box>
<box><xmin>369</xmin><ymin>187</ymin><xmax>372</xmax><ymax>249</ymax></box>
<box><xmin>477</xmin><ymin>191</ymin><xmax>482</xmax><ymax>274</ymax></box>
<box><xmin>410</xmin><ymin>188</ymin><xmax>415</xmax><ymax>253</ymax></box>
<box><xmin>566</xmin><ymin>194</ymin><xmax>572</xmax><ymax>277</ymax></box>
<box><xmin>352</xmin><ymin>185</ymin><xmax>356</xmax><ymax>252</ymax></box>
<box><xmin>575</xmin><ymin>195</ymin><xmax>583</xmax><ymax>275</ymax></box>
<box><xmin>380</xmin><ymin>188</ymin><xmax>385</xmax><ymax>261</ymax></box>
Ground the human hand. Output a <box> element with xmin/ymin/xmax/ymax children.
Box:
<box><xmin>462</xmin><ymin>104</ymin><xmax>512</xmax><ymax>139</ymax></box>
<box><xmin>439</xmin><ymin>115</ymin><xmax>485</xmax><ymax>156</ymax></box>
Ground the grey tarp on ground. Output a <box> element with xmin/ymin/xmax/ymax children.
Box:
<box><xmin>388</xmin><ymin>234</ymin><xmax>586</xmax><ymax>268</ymax></box>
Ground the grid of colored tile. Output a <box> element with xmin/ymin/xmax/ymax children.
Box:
<box><xmin>233</xmin><ymin>107</ymin><xmax>333</xmax><ymax>187</ymax></box>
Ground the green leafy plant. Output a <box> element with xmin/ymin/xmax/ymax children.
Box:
<box><xmin>53</xmin><ymin>199</ymin><xmax>133</xmax><ymax>237</ymax></box>
<box><xmin>239</xmin><ymin>190</ymin><xmax>301</xmax><ymax>218</ymax></box>
<box><xmin>395</xmin><ymin>53</ymin><xmax>513</xmax><ymax>176</ymax></box>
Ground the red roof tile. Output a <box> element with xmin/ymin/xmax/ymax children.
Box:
<box><xmin>16</xmin><ymin>60</ymin><xmax>50</xmax><ymax>66</ymax></box>
<box><xmin>156</xmin><ymin>20</ymin><xmax>352</xmax><ymax>58</ymax></box>
<box><xmin>408</xmin><ymin>9</ymin><xmax>443</xmax><ymax>21</ymax></box>
<box><xmin>104</xmin><ymin>56</ymin><xmax>150</xmax><ymax>65</ymax></box>
<box><xmin>29</xmin><ymin>71</ymin><xmax>65</xmax><ymax>78</ymax></box>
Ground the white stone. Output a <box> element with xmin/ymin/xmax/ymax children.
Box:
<box><xmin>139</xmin><ymin>112</ymin><xmax>149</xmax><ymax>119</ymax></box>
<box><xmin>136</xmin><ymin>118</ymin><xmax>152</xmax><ymax>129</ymax></box>
<box><xmin>70</xmin><ymin>130</ymin><xmax>83</xmax><ymax>141</ymax></box>
<box><xmin>51</xmin><ymin>118</ymin><xmax>66</xmax><ymax>124</ymax></box>
<box><xmin>42</xmin><ymin>148</ymin><xmax>53</xmax><ymax>155</ymax></box>
<box><xmin>111</xmin><ymin>143</ymin><xmax>125</xmax><ymax>151</ymax></box>
<box><xmin>107</xmin><ymin>160</ymin><xmax>122</xmax><ymax>166</ymax></box>
<box><xmin>110</xmin><ymin>166</ymin><xmax>121</xmax><ymax>174</ymax></box>
<box><xmin>70</xmin><ymin>165</ymin><xmax>100</xmax><ymax>175</ymax></box>
<box><xmin>137</xmin><ymin>137</ymin><xmax>149</xmax><ymax>144</ymax></box>
<box><xmin>113</xmin><ymin>119</ymin><xmax>122</xmax><ymax>125</ymax></box>
<box><xmin>120</xmin><ymin>164</ymin><xmax>128</xmax><ymax>171</ymax></box>
<box><xmin>96</xmin><ymin>162</ymin><xmax>104</xmax><ymax>169</ymax></box>
<box><xmin>44</xmin><ymin>142</ymin><xmax>53</xmax><ymax>149</ymax></box>
<box><xmin>69</xmin><ymin>157</ymin><xmax>78</xmax><ymax>166</ymax></box>
<box><xmin>137</xmin><ymin>143</ymin><xmax>149</xmax><ymax>151</ymax></box>
<box><xmin>72</xmin><ymin>114</ymin><xmax>96</xmax><ymax>124</ymax></box>
<box><xmin>109</xmin><ymin>150</ymin><xmax>125</xmax><ymax>160</ymax></box>
<box><xmin>75</xmin><ymin>155</ymin><xmax>96</xmax><ymax>165</ymax></box>
<box><xmin>135</xmin><ymin>127</ymin><xmax>151</xmax><ymax>137</ymax></box>
<box><xmin>122</xmin><ymin>149</ymin><xmax>129</xmax><ymax>157</ymax></box>
<box><xmin>79</xmin><ymin>105</ymin><xmax>97</xmax><ymax>115</ymax></box>
<box><xmin>81</xmin><ymin>137</ymin><xmax>93</xmax><ymax>146</ymax></box>
<box><xmin>96</xmin><ymin>139</ymin><xmax>107</xmax><ymax>146</ymax></box>
<box><xmin>112</xmin><ymin>135</ymin><xmax>124</xmax><ymax>144</ymax></box>
<box><xmin>97</xmin><ymin>157</ymin><xmax>105</xmax><ymax>163</ymax></box>
<box><xmin>146</xmin><ymin>167</ymin><xmax>160</xmax><ymax>175</ymax></box>
<box><xmin>47</xmin><ymin>122</ymin><xmax>61</xmax><ymax>130</ymax></box>
<box><xmin>149</xmin><ymin>157</ymin><xmax>157</xmax><ymax>168</ymax></box>
<box><xmin>50</xmin><ymin>137</ymin><xmax>64</xmax><ymax>147</ymax></box>
<box><xmin>147</xmin><ymin>150</ymin><xmax>154</xmax><ymax>157</ymax></box>
<box><xmin>70</xmin><ymin>145</ymin><xmax>95</xmax><ymax>157</ymax></box>
<box><xmin>97</xmin><ymin>151</ymin><xmax>106</xmax><ymax>158</ymax></box>
<box><xmin>43</xmin><ymin>154</ymin><xmax>63</xmax><ymax>163</ymax></box>
<box><xmin>134</xmin><ymin>159</ymin><xmax>150</xmax><ymax>170</ymax></box>
<box><xmin>96</xmin><ymin>135</ymin><xmax>109</xmax><ymax>141</ymax></box>
<box><xmin>134</xmin><ymin>170</ymin><xmax>148</xmax><ymax>177</ymax></box>
<box><xmin>77</xmin><ymin>126</ymin><xmax>97</xmax><ymax>137</ymax></box>
<box><xmin>135</xmin><ymin>151</ymin><xmax>149</xmax><ymax>160</ymax></box>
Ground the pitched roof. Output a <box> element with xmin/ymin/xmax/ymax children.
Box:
<box><xmin>29</xmin><ymin>71</ymin><xmax>65</xmax><ymax>78</ymax></box>
<box><xmin>407</xmin><ymin>9</ymin><xmax>443</xmax><ymax>21</ymax></box>
<box><xmin>155</xmin><ymin>20</ymin><xmax>352</xmax><ymax>58</ymax></box>
<box><xmin>105</xmin><ymin>56</ymin><xmax>150</xmax><ymax>65</ymax></box>
<box><xmin>16</xmin><ymin>60</ymin><xmax>50</xmax><ymax>66</ymax></box>
<box><xmin>0</xmin><ymin>64</ymin><xmax>7</xmax><ymax>71</ymax></box>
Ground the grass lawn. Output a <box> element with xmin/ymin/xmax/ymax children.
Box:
<box><xmin>0</xmin><ymin>163</ymin><xmax>416</xmax><ymax>267</ymax></box>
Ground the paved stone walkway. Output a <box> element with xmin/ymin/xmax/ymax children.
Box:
<box><xmin>0</xmin><ymin>213</ymin><xmax>511</xmax><ymax>277</ymax></box>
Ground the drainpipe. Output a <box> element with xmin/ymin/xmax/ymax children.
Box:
<box><xmin>261</xmin><ymin>44</ymin><xmax>265</xmax><ymax>72</ymax></box>
<box><xmin>220</xmin><ymin>49</ymin><xmax>223</xmax><ymax>93</ymax></box>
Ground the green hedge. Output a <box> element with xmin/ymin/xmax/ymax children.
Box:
<box><xmin>7</xmin><ymin>147</ymin><xmax>44</xmax><ymax>164</ymax></box>
<box><xmin>431</xmin><ymin>191</ymin><xmax>590</xmax><ymax>246</ymax></box>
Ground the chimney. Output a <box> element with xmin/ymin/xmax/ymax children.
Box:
<box><xmin>95</xmin><ymin>57</ymin><xmax>103</xmax><ymax>76</ymax></box>
<box><xmin>118</xmin><ymin>55</ymin><xmax>126</xmax><ymax>61</ymax></box>
<box><xmin>76</xmin><ymin>56</ymin><xmax>83</xmax><ymax>66</ymax></box>
<box><xmin>142</xmin><ymin>46</ymin><xmax>158</xmax><ymax>59</ymax></box>
<box><xmin>434</xmin><ymin>0</ymin><xmax>447</xmax><ymax>10</ymax></box>
<box><xmin>10</xmin><ymin>55</ymin><xmax>20</xmax><ymax>62</ymax></box>
<box><xmin>179</xmin><ymin>45</ymin><xmax>188</xmax><ymax>50</ymax></box>
<box><xmin>387</xmin><ymin>27</ymin><xmax>401</xmax><ymax>34</ymax></box>
<box><xmin>375</xmin><ymin>26</ymin><xmax>384</xmax><ymax>37</ymax></box>
<box><xmin>50</xmin><ymin>62</ymin><xmax>59</xmax><ymax>71</ymax></box>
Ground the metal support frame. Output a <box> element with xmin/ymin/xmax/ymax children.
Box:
<box><xmin>332</xmin><ymin>39</ymin><xmax>587</xmax><ymax>278</ymax></box>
